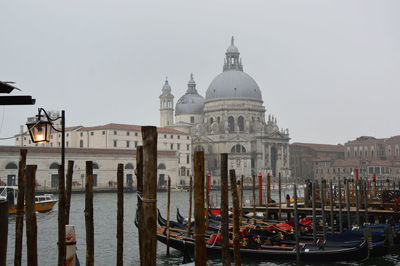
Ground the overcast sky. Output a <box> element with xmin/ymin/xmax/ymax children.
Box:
<box><xmin>1</xmin><ymin>1</ymin><xmax>399</xmax><ymax>145</ymax></box>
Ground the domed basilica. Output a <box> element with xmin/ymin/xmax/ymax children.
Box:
<box><xmin>159</xmin><ymin>37</ymin><xmax>291</xmax><ymax>180</ymax></box>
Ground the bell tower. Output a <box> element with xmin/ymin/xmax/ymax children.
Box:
<box><xmin>159</xmin><ymin>78</ymin><xmax>174</xmax><ymax>127</ymax></box>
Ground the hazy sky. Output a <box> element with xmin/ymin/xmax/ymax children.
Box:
<box><xmin>1</xmin><ymin>1</ymin><xmax>399</xmax><ymax>145</ymax></box>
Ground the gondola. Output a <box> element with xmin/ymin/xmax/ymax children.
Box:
<box><xmin>156</xmin><ymin>226</ymin><xmax>369</xmax><ymax>262</ymax></box>
<box><xmin>175</xmin><ymin>208</ymin><xmax>389</xmax><ymax>257</ymax></box>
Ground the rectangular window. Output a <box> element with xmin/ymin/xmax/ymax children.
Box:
<box><xmin>135</xmin><ymin>141</ymin><xmax>138</xmax><ymax>147</ymax></box>
<box><xmin>66</xmin><ymin>133</ymin><xmax>69</xmax><ymax>137</ymax></box>
<box><xmin>170</xmin><ymin>143</ymin><xmax>173</xmax><ymax>150</ymax></box>
<box><xmin>171</xmin><ymin>135</ymin><xmax>173</xmax><ymax>139</ymax></box>
<box><xmin>80</xmin><ymin>132</ymin><xmax>83</xmax><ymax>137</ymax></box>
<box><xmin>187</xmin><ymin>144</ymin><xmax>190</xmax><ymax>150</ymax></box>
<box><xmin>91</xmin><ymin>132</ymin><xmax>94</xmax><ymax>136</ymax></box>
<box><xmin>114</xmin><ymin>140</ymin><xmax>117</xmax><ymax>147</ymax></box>
<box><xmin>177</xmin><ymin>144</ymin><xmax>180</xmax><ymax>150</ymax></box>
<box><xmin>164</xmin><ymin>134</ymin><xmax>167</xmax><ymax>138</ymax></box>
<box><xmin>66</xmin><ymin>141</ymin><xmax>69</xmax><ymax>147</ymax></box>
<box><xmin>178</xmin><ymin>135</ymin><xmax>180</xmax><ymax>139</ymax></box>
<box><xmin>135</xmin><ymin>132</ymin><xmax>138</xmax><ymax>136</ymax></box>
<box><xmin>114</xmin><ymin>131</ymin><xmax>117</xmax><ymax>135</ymax></box>
<box><xmin>127</xmin><ymin>131</ymin><xmax>130</xmax><ymax>136</ymax></box>
<box><xmin>190</xmin><ymin>116</ymin><xmax>194</xmax><ymax>123</ymax></box>
<box><xmin>102</xmin><ymin>131</ymin><xmax>105</xmax><ymax>135</ymax></box>
<box><xmin>186</xmin><ymin>154</ymin><xmax>190</xmax><ymax>164</ymax></box>
<box><xmin>80</xmin><ymin>140</ymin><xmax>83</xmax><ymax>147</ymax></box>
<box><xmin>187</xmin><ymin>169</ymin><xmax>190</xmax><ymax>176</ymax></box>
<box><xmin>187</xmin><ymin>136</ymin><xmax>189</xmax><ymax>140</ymax></box>
<box><xmin>127</xmin><ymin>141</ymin><xmax>130</xmax><ymax>148</ymax></box>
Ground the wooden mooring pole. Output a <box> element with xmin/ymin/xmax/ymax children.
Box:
<box><xmin>312</xmin><ymin>180</ymin><xmax>317</xmax><ymax>245</ymax></box>
<box><xmin>58</xmin><ymin>163</ymin><xmax>66</xmax><ymax>266</ymax></box>
<box><xmin>240</xmin><ymin>175</ymin><xmax>244</xmax><ymax>226</ymax></box>
<box><xmin>65</xmin><ymin>160</ymin><xmax>74</xmax><ymax>225</ymax></box>
<box><xmin>194</xmin><ymin>151</ymin><xmax>206</xmax><ymax>266</ymax></box>
<box><xmin>205</xmin><ymin>173</ymin><xmax>210</xmax><ymax>232</ymax></box>
<box><xmin>294</xmin><ymin>184</ymin><xmax>300</xmax><ymax>263</ymax></box>
<box><xmin>321</xmin><ymin>178</ymin><xmax>326</xmax><ymax>241</ymax></box>
<box><xmin>363</xmin><ymin>180</ymin><xmax>368</xmax><ymax>223</ymax></box>
<box><xmin>135</xmin><ymin>146</ymin><xmax>145</xmax><ymax>266</ymax></box>
<box><xmin>252</xmin><ymin>175</ymin><xmax>256</xmax><ymax>224</ymax></box>
<box><xmin>26</xmin><ymin>165</ymin><xmax>38</xmax><ymax>266</ymax></box>
<box><xmin>265</xmin><ymin>173</ymin><xmax>270</xmax><ymax>221</ymax></box>
<box><xmin>166</xmin><ymin>175</ymin><xmax>171</xmax><ymax>255</ymax></box>
<box><xmin>230</xmin><ymin>169</ymin><xmax>241</xmax><ymax>266</ymax></box>
<box><xmin>278</xmin><ymin>172</ymin><xmax>282</xmax><ymax>221</ymax></box>
<box><xmin>0</xmin><ymin>200</ymin><xmax>8</xmax><ymax>266</ymax></box>
<box><xmin>141</xmin><ymin>126</ymin><xmax>158</xmax><ymax>266</ymax></box>
<box><xmin>338</xmin><ymin>177</ymin><xmax>343</xmax><ymax>233</ymax></box>
<box><xmin>187</xmin><ymin>176</ymin><xmax>193</xmax><ymax>236</ymax></box>
<box><xmin>346</xmin><ymin>179</ymin><xmax>351</xmax><ymax>229</ymax></box>
<box><xmin>355</xmin><ymin>179</ymin><xmax>360</xmax><ymax>226</ymax></box>
<box><xmin>220</xmin><ymin>153</ymin><xmax>231</xmax><ymax>266</ymax></box>
<box><xmin>85</xmin><ymin>161</ymin><xmax>94</xmax><ymax>266</ymax></box>
<box><xmin>117</xmin><ymin>164</ymin><xmax>124</xmax><ymax>266</ymax></box>
<box><xmin>329</xmin><ymin>180</ymin><xmax>334</xmax><ymax>234</ymax></box>
<box><xmin>14</xmin><ymin>149</ymin><xmax>27</xmax><ymax>266</ymax></box>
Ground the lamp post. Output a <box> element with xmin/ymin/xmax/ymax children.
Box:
<box><xmin>27</xmin><ymin>108</ymin><xmax>66</xmax><ymax>265</ymax></box>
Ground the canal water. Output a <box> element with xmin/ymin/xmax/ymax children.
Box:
<box><xmin>5</xmin><ymin>189</ymin><xmax>400</xmax><ymax>265</ymax></box>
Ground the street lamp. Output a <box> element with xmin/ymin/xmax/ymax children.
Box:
<box><xmin>26</xmin><ymin>108</ymin><xmax>66</xmax><ymax>264</ymax></box>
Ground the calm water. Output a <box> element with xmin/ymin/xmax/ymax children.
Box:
<box><xmin>5</xmin><ymin>189</ymin><xmax>400</xmax><ymax>265</ymax></box>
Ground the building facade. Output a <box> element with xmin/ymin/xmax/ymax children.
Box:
<box><xmin>290</xmin><ymin>136</ymin><xmax>400</xmax><ymax>182</ymax></box>
<box><xmin>14</xmin><ymin>122</ymin><xmax>192</xmax><ymax>188</ymax></box>
<box><xmin>0</xmin><ymin>146</ymin><xmax>178</xmax><ymax>189</ymax></box>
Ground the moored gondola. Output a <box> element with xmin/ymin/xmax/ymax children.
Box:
<box><xmin>156</xmin><ymin>226</ymin><xmax>369</xmax><ymax>262</ymax></box>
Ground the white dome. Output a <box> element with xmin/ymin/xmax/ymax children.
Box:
<box><xmin>205</xmin><ymin>70</ymin><xmax>262</xmax><ymax>102</ymax></box>
<box><xmin>175</xmin><ymin>74</ymin><xmax>205</xmax><ymax>115</ymax></box>
<box><xmin>175</xmin><ymin>93</ymin><xmax>204</xmax><ymax>115</ymax></box>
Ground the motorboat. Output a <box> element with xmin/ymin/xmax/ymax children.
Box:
<box><xmin>0</xmin><ymin>186</ymin><xmax>58</xmax><ymax>214</ymax></box>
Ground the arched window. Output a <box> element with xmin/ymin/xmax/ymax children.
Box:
<box><xmin>93</xmin><ymin>163</ymin><xmax>99</xmax><ymax>169</ymax></box>
<box><xmin>228</xmin><ymin>116</ymin><xmax>234</xmax><ymax>133</ymax></box>
<box><xmin>125</xmin><ymin>163</ymin><xmax>134</xmax><ymax>169</ymax></box>
<box><xmin>210</xmin><ymin>117</ymin><xmax>214</xmax><ymax>125</ymax></box>
<box><xmin>158</xmin><ymin>163</ymin><xmax>166</xmax><ymax>170</ymax></box>
<box><xmin>5</xmin><ymin>162</ymin><xmax>17</xmax><ymax>169</ymax></box>
<box><xmin>238</xmin><ymin>116</ymin><xmax>244</xmax><ymax>132</ymax></box>
<box><xmin>231</xmin><ymin>144</ymin><xmax>246</xmax><ymax>153</ymax></box>
<box><xmin>49</xmin><ymin>162</ymin><xmax>59</xmax><ymax>169</ymax></box>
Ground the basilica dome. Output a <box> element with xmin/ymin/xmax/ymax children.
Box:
<box><xmin>205</xmin><ymin>37</ymin><xmax>262</xmax><ymax>102</ymax></box>
<box><xmin>175</xmin><ymin>74</ymin><xmax>205</xmax><ymax>115</ymax></box>
<box><xmin>206</xmin><ymin>70</ymin><xmax>262</xmax><ymax>101</ymax></box>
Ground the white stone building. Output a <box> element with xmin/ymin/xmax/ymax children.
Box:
<box><xmin>160</xmin><ymin>37</ymin><xmax>291</xmax><ymax>184</ymax></box>
<box><xmin>13</xmin><ymin>123</ymin><xmax>192</xmax><ymax>188</ymax></box>
<box><xmin>0</xmin><ymin>146</ymin><xmax>178</xmax><ymax>190</ymax></box>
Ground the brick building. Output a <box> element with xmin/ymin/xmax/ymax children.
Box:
<box><xmin>290</xmin><ymin>143</ymin><xmax>344</xmax><ymax>180</ymax></box>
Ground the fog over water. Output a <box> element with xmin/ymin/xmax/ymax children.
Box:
<box><xmin>1</xmin><ymin>1</ymin><xmax>399</xmax><ymax>145</ymax></box>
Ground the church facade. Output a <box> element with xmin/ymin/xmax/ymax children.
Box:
<box><xmin>160</xmin><ymin>37</ymin><xmax>291</xmax><ymax>184</ymax></box>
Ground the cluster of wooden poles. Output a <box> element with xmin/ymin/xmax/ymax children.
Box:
<box><xmin>0</xmin><ymin>148</ymin><xmax>128</xmax><ymax>265</ymax></box>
